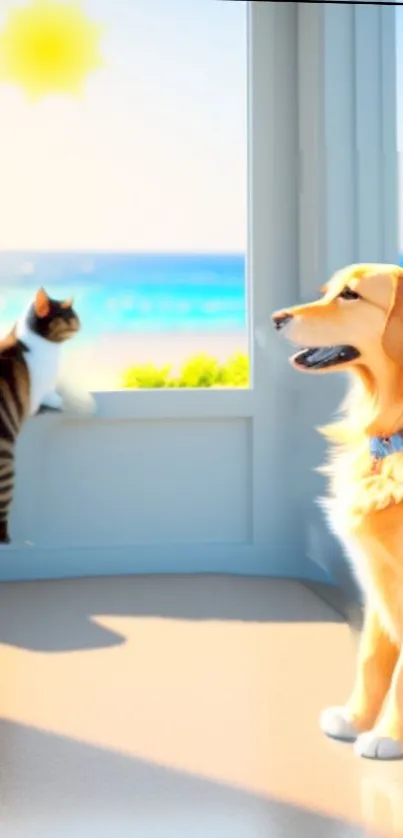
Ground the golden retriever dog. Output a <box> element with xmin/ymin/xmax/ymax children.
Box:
<box><xmin>272</xmin><ymin>263</ymin><xmax>403</xmax><ymax>760</ymax></box>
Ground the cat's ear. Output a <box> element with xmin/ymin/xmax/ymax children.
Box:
<box><xmin>61</xmin><ymin>297</ymin><xmax>73</xmax><ymax>310</ymax></box>
<box><xmin>34</xmin><ymin>288</ymin><xmax>50</xmax><ymax>318</ymax></box>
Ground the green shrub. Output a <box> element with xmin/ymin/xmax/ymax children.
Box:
<box><xmin>122</xmin><ymin>352</ymin><xmax>249</xmax><ymax>389</ymax></box>
<box><xmin>121</xmin><ymin>362</ymin><xmax>171</xmax><ymax>389</ymax></box>
<box><xmin>177</xmin><ymin>353</ymin><xmax>221</xmax><ymax>388</ymax></box>
<box><xmin>220</xmin><ymin>352</ymin><xmax>249</xmax><ymax>387</ymax></box>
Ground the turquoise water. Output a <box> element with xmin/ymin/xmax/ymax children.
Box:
<box><xmin>0</xmin><ymin>252</ymin><xmax>247</xmax><ymax>337</ymax></box>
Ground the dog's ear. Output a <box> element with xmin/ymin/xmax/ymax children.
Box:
<box><xmin>382</xmin><ymin>274</ymin><xmax>403</xmax><ymax>363</ymax></box>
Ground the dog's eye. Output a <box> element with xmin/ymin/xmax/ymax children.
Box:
<box><xmin>338</xmin><ymin>287</ymin><xmax>361</xmax><ymax>301</ymax></box>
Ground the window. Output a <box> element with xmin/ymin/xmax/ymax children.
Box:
<box><xmin>0</xmin><ymin>0</ymin><xmax>247</xmax><ymax>392</ymax></box>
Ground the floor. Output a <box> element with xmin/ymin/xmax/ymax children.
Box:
<box><xmin>0</xmin><ymin>576</ymin><xmax>402</xmax><ymax>837</ymax></box>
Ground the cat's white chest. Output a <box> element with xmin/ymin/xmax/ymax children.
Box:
<box><xmin>16</xmin><ymin>324</ymin><xmax>61</xmax><ymax>416</ymax></box>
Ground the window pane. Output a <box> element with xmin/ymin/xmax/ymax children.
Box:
<box><xmin>0</xmin><ymin>0</ymin><xmax>248</xmax><ymax>391</ymax></box>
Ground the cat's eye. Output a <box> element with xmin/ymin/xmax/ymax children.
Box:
<box><xmin>338</xmin><ymin>286</ymin><xmax>361</xmax><ymax>301</ymax></box>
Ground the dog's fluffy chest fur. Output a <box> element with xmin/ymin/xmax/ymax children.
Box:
<box><xmin>325</xmin><ymin>444</ymin><xmax>403</xmax><ymax>523</ymax></box>
<box><xmin>321</xmin><ymin>444</ymin><xmax>403</xmax><ymax>638</ymax></box>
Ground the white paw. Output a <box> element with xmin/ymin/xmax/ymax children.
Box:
<box><xmin>320</xmin><ymin>706</ymin><xmax>360</xmax><ymax>741</ymax></box>
<box><xmin>355</xmin><ymin>731</ymin><xmax>403</xmax><ymax>760</ymax></box>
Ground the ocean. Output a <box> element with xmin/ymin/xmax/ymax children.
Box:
<box><xmin>0</xmin><ymin>252</ymin><xmax>247</xmax><ymax>340</ymax></box>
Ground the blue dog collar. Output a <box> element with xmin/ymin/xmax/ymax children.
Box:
<box><xmin>369</xmin><ymin>432</ymin><xmax>403</xmax><ymax>461</ymax></box>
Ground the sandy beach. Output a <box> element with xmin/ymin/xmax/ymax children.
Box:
<box><xmin>60</xmin><ymin>330</ymin><xmax>249</xmax><ymax>391</ymax></box>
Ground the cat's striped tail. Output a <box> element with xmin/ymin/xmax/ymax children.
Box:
<box><xmin>0</xmin><ymin>374</ymin><xmax>28</xmax><ymax>543</ymax></box>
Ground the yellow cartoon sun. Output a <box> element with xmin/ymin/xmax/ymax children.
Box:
<box><xmin>0</xmin><ymin>0</ymin><xmax>104</xmax><ymax>98</ymax></box>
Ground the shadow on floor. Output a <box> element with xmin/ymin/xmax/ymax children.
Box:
<box><xmin>0</xmin><ymin>717</ymin><xmax>367</xmax><ymax>838</ymax></box>
<box><xmin>0</xmin><ymin>576</ymin><xmax>345</xmax><ymax>653</ymax></box>
<box><xmin>306</xmin><ymin>581</ymin><xmax>363</xmax><ymax>636</ymax></box>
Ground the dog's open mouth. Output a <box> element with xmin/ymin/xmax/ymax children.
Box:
<box><xmin>291</xmin><ymin>345</ymin><xmax>360</xmax><ymax>370</ymax></box>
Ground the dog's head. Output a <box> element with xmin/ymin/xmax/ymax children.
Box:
<box><xmin>271</xmin><ymin>264</ymin><xmax>403</xmax><ymax>375</ymax></box>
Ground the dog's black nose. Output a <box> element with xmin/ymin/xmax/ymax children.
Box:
<box><xmin>272</xmin><ymin>312</ymin><xmax>293</xmax><ymax>331</ymax></box>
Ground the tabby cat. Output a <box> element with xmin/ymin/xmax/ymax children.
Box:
<box><xmin>0</xmin><ymin>287</ymin><xmax>80</xmax><ymax>543</ymax></box>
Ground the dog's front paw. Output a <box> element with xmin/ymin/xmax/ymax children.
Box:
<box><xmin>320</xmin><ymin>706</ymin><xmax>361</xmax><ymax>742</ymax></box>
<box><xmin>355</xmin><ymin>731</ymin><xmax>403</xmax><ymax>760</ymax></box>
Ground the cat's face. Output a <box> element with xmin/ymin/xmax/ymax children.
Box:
<box><xmin>27</xmin><ymin>288</ymin><xmax>80</xmax><ymax>343</ymax></box>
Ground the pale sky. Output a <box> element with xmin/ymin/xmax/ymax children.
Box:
<box><xmin>3</xmin><ymin>1</ymin><xmax>403</xmax><ymax>255</ymax></box>
<box><xmin>0</xmin><ymin>0</ymin><xmax>247</xmax><ymax>253</ymax></box>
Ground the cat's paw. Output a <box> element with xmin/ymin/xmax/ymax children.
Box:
<box><xmin>37</xmin><ymin>403</ymin><xmax>63</xmax><ymax>415</ymax></box>
<box><xmin>59</xmin><ymin>387</ymin><xmax>97</xmax><ymax>418</ymax></box>
<box><xmin>39</xmin><ymin>391</ymin><xmax>64</xmax><ymax>411</ymax></box>
<box><xmin>320</xmin><ymin>706</ymin><xmax>361</xmax><ymax>742</ymax></box>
